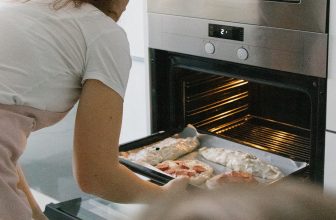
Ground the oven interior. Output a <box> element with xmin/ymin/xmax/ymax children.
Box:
<box><xmin>150</xmin><ymin>49</ymin><xmax>326</xmax><ymax>182</ymax></box>
<box><xmin>177</xmin><ymin>69</ymin><xmax>311</xmax><ymax>160</ymax></box>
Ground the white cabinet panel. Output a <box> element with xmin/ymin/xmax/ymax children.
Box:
<box><xmin>324</xmin><ymin>132</ymin><xmax>336</xmax><ymax>194</ymax></box>
<box><xmin>328</xmin><ymin>0</ymin><xmax>336</xmax><ymax>131</ymax></box>
<box><xmin>327</xmin><ymin>79</ymin><xmax>336</xmax><ymax>131</ymax></box>
<box><xmin>329</xmin><ymin>0</ymin><xmax>336</xmax><ymax>79</ymax></box>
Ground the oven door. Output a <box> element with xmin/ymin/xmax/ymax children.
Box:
<box><xmin>147</xmin><ymin>0</ymin><xmax>328</xmax><ymax>33</ymax></box>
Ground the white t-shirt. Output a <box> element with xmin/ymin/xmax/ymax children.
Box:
<box><xmin>0</xmin><ymin>0</ymin><xmax>132</xmax><ymax>112</ymax></box>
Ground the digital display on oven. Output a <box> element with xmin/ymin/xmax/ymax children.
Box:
<box><xmin>209</xmin><ymin>24</ymin><xmax>244</xmax><ymax>41</ymax></box>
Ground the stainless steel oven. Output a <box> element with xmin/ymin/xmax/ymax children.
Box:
<box><xmin>147</xmin><ymin>0</ymin><xmax>328</xmax><ymax>184</ymax></box>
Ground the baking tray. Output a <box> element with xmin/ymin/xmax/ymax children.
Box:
<box><xmin>119</xmin><ymin>125</ymin><xmax>308</xmax><ymax>186</ymax></box>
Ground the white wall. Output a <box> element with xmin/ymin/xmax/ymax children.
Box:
<box><xmin>119</xmin><ymin>60</ymin><xmax>149</xmax><ymax>143</ymax></box>
<box><xmin>118</xmin><ymin>0</ymin><xmax>145</xmax><ymax>58</ymax></box>
<box><xmin>118</xmin><ymin>0</ymin><xmax>150</xmax><ymax>140</ymax></box>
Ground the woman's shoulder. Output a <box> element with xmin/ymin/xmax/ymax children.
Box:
<box><xmin>72</xmin><ymin>4</ymin><xmax>126</xmax><ymax>42</ymax></box>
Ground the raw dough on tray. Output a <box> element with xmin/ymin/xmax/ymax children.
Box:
<box><xmin>206</xmin><ymin>171</ymin><xmax>257</xmax><ymax>189</ymax></box>
<box><xmin>125</xmin><ymin>137</ymin><xmax>199</xmax><ymax>165</ymax></box>
<box><xmin>199</xmin><ymin>147</ymin><xmax>284</xmax><ymax>180</ymax></box>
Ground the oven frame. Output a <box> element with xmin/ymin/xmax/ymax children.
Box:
<box><xmin>149</xmin><ymin>49</ymin><xmax>327</xmax><ymax>184</ymax></box>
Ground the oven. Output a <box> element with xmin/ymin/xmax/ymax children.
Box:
<box><xmin>147</xmin><ymin>0</ymin><xmax>328</xmax><ymax>184</ymax></box>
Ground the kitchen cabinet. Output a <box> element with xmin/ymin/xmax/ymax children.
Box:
<box><xmin>324</xmin><ymin>132</ymin><xmax>336</xmax><ymax>194</ymax></box>
<box><xmin>326</xmin><ymin>79</ymin><xmax>336</xmax><ymax>132</ymax></box>
<box><xmin>328</xmin><ymin>2</ymin><xmax>336</xmax><ymax>131</ymax></box>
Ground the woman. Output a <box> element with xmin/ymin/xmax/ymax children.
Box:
<box><xmin>0</xmin><ymin>0</ymin><xmax>189</xmax><ymax>219</ymax></box>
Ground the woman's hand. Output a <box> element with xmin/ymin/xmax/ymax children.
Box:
<box><xmin>162</xmin><ymin>177</ymin><xmax>189</xmax><ymax>197</ymax></box>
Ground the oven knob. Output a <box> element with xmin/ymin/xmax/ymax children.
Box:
<box><xmin>205</xmin><ymin>42</ymin><xmax>215</xmax><ymax>54</ymax></box>
<box><xmin>237</xmin><ymin>47</ymin><xmax>249</xmax><ymax>60</ymax></box>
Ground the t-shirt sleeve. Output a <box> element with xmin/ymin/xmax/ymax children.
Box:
<box><xmin>82</xmin><ymin>28</ymin><xmax>132</xmax><ymax>99</ymax></box>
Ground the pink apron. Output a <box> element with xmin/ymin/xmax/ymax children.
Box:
<box><xmin>0</xmin><ymin>104</ymin><xmax>68</xmax><ymax>220</ymax></box>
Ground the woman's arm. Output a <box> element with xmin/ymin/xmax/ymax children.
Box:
<box><xmin>74</xmin><ymin>80</ymin><xmax>187</xmax><ymax>203</ymax></box>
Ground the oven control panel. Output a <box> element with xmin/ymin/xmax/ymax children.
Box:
<box><xmin>148</xmin><ymin>13</ymin><xmax>328</xmax><ymax>78</ymax></box>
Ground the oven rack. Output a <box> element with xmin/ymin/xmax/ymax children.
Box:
<box><xmin>200</xmin><ymin>115</ymin><xmax>312</xmax><ymax>177</ymax></box>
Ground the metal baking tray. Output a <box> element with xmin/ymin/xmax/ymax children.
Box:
<box><xmin>119</xmin><ymin>125</ymin><xmax>308</xmax><ymax>186</ymax></box>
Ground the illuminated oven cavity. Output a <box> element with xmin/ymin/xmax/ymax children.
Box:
<box><xmin>179</xmin><ymin>69</ymin><xmax>311</xmax><ymax>166</ymax></box>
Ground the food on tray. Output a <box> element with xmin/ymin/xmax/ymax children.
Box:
<box><xmin>206</xmin><ymin>171</ymin><xmax>257</xmax><ymax>189</ymax></box>
<box><xmin>124</xmin><ymin>137</ymin><xmax>199</xmax><ymax>165</ymax></box>
<box><xmin>199</xmin><ymin>147</ymin><xmax>284</xmax><ymax>180</ymax></box>
<box><xmin>156</xmin><ymin>160</ymin><xmax>214</xmax><ymax>185</ymax></box>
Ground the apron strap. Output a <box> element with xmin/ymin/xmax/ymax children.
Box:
<box><xmin>0</xmin><ymin>103</ymin><xmax>69</xmax><ymax>131</ymax></box>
